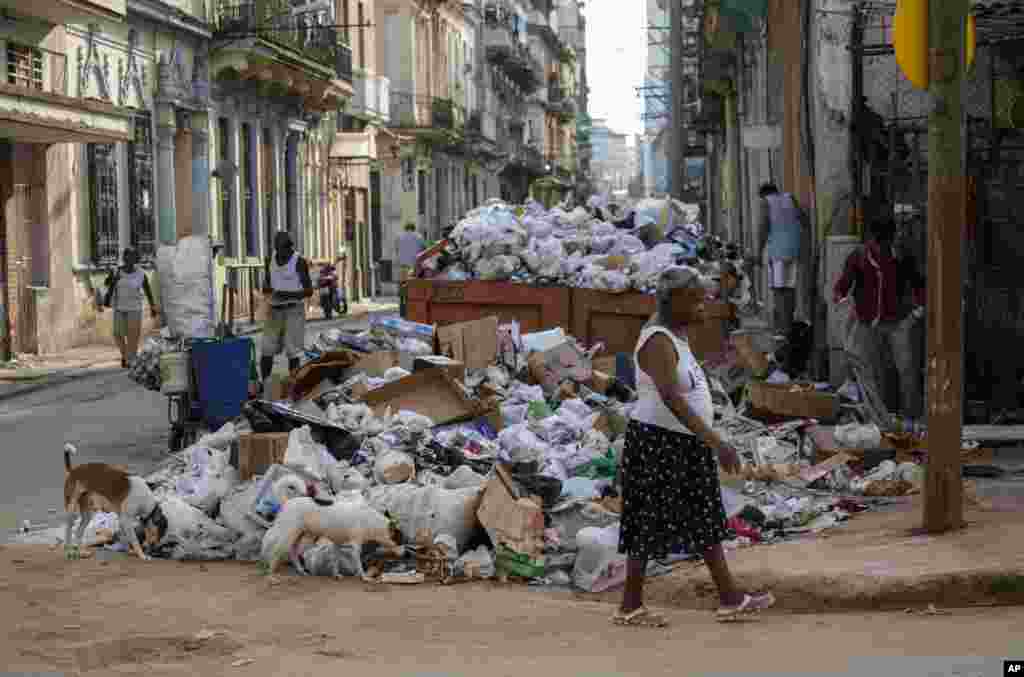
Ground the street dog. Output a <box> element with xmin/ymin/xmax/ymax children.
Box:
<box><xmin>62</xmin><ymin>443</ymin><xmax>168</xmax><ymax>561</ymax></box>
<box><xmin>262</xmin><ymin>496</ymin><xmax>403</xmax><ymax>578</ymax></box>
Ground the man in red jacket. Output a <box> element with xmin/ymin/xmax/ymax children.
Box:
<box><xmin>833</xmin><ymin>218</ymin><xmax>925</xmax><ymax>418</ymax></box>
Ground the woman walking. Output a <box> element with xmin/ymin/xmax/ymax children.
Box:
<box><xmin>104</xmin><ymin>248</ymin><xmax>157</xmax><ymax>368</ymax></box>
<box><xmin>614</xmin><ymin>267</ymin><xmax>774</xmax><ymax>627</ymax></box>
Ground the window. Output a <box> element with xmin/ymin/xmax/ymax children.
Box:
<box><xmin>7</xmin><ymin>43</ymin><xmax>43</xmax><ymax>90</ymax></box>
<box><xmin>127</xmin><ymin>111</ymin><xmax>155</xmax><ymax>262</ymax></box>
<box><xmin>417</xmin><ymin>170</ymin><xmax>427</xmax><ymax>215</ymax></box>
<box><xmin>217</xmin><ymin>117</ymin><xmax>235</xmax><ymax>256</ymax></box>
<box><xmin>87</xmin><ymin>143</ymin><xmax>120</xmax><ymax>266</ymax></box>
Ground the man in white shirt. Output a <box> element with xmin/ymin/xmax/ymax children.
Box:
<box><xmin>394</xmin><ymin>223</ymin><xmax>425</xmax><ymax>317</ymax></box>
<box><xmin>261</xmin><ymin>231</ymin><xmax>313</xmax><ymax>382</ymax></box>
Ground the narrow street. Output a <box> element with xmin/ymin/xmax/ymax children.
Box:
<box><xmin>0</xmin><ymin>314</ymin><xmax>379</xmax><ymax>540</ymax></box>
<box><xmin>1</xmin><ymin>544</ymin><xmax>1022</xmax><ymax>677</ymax></box>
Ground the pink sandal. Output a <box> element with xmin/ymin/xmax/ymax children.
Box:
<box><xmin>716</xmin><ymin>592</ymin><xmax>776</xmax><ymax>622</ymax></box>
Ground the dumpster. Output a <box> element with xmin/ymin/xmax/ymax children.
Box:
<box><xmin>407</xmin><ymin>280</ymin><xmax>571</xmax><ymax>334</ymax></box>
<box><xmin>571</xmin><ymin>289</ymin><xmax>734</xmax><ymax>361</ymax></box>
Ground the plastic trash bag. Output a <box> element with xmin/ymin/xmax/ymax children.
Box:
<box><xmin>454</xmin><ymin>545</ymin><xmax>495</xmax><ymax>579</ymax></box>
<box><xmin>175</xmin><ymin>445</ymin><xmax>238</xmax><ymax>516</ymax></box>
<box><xmin>150</xmin><ymin>495</ymin><xmax>240</xmax><ymax>561</ymax></box>
<box><xmin>373</xmin><ymin>450</ymin><xmax>416</xmax><ymax>485</ymax></box>
<box><xmin>283</xmin><ymin>426</ymin><xmax>336</xmax><ymax>480</ymax></box>
<box><xmin>366</xmin><ymin>484</ymin><xmax>483</xmax><ymax>553</ymax></box>
<box><xmin>218</xmin><ymin>480</ymin><xmax>268</xmax><ymax>561</ymax></box>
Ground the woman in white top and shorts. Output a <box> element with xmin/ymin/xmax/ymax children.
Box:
<box><xmin>613</xmin><ymin>267</ymin><xmax>775</xmax><ymax>627</ymax></box>
<box><xmin>104</xmin><ymin>248</ymin><xmax>157</xmax><ymax>368</ymax></box>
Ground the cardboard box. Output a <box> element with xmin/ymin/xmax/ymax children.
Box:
<box><xmin>436</xmin><ymin>316</ymin><xmax>499</xmax><ymax>371</ymax></box>
<box><xmin>476</xmin><ymin>465</ymin><xmax>545</xmax><ymax>558</ymax></box>
<box><xmin>237</xmin><ymin>432</ymin><xmax>290</xmax><ymax>481</ymax></box>
<box><xmin>358</xmin><ymin>368</ymin><xmax>482</xmax><ymax>426</ymax></box>
<box><xmin>413</xmin><ymin>355</ymin><xmax>467</xmax><ymax>382</ymax></box>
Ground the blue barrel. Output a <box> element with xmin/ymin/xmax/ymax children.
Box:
<box><xmin>190</xmin><ymin>337</ymin><xmax>254</xmax><ymax>430</ymax></box>
<box><xmin>615</xmin><ymin>352</ymin><xmax>636</xmax><ymax>391</ymax></box>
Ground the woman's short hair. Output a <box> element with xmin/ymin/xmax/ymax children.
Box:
<box><xmin>758</xmin><ymin>183</ymin><xmax>779</xmax><ymax>198</ymax></box>
<box><xmin>654</xmin><ymin>266</ymin><xmax>711</xmax><ymax>325</ymax></box>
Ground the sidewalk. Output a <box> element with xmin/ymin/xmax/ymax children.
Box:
<box><xmin>590</xmin><ymin>494</ymin><xmax>1024</xmax><ymax>613</ymax></box>
<box><xmin>0</xmin><ymin>297</ymin><xmax>398</xmax><ymax>403</ymax></box>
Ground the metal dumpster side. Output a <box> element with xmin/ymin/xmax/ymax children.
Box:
<box><xmin>407</xmin><ymin>280</ymin><xmax>571</xmax><ymax>333</ymax></box>
<box><xmin>571</xmin><ymin>289</ymin><xmax>735</xmax><ymax>361</ymax></box>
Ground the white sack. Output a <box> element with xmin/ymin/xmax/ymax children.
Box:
<box><xmin>218</xmin><ymin>480</ymin><xmax>269</xmax><ymax>561</ymax></box>
<box><xmin>283</xmin><ymin>426</ymin><xmax>335</xmax><ymax>480</ymax></box>
<box><xmin>152</xmin><ymin>495</ymin><xmax>239</xmax><ymax>561</ymax></box>
<box><xmin>373</xmin><ymin>450</ymin><xmax>416</xmax><ymax>485</ymax></box>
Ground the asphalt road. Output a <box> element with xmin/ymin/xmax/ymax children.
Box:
<box><xmin>0</xmin><ymin>315</ymin><xmax>376</xmax><ymax>540</ymax></box>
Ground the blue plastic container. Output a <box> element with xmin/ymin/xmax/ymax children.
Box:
<box><xmin>615</xmin><ymin>352</ymin><xmax>636</xmax><ymax>391</ymax></box>
<box><xmin>190</xmin><ymin>337</ymin><xmax>254</xmax><ymax>430</ymax></box>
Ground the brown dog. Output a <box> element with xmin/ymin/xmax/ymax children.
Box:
<box><xmin>62</xmin><ymin>443</ymin><xmax>168</xmax><ymax>561</ymax></box>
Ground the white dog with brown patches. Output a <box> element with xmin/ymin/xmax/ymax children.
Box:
<box><xmin>62</xmin><ymin>443</ymin><xmax>168</xmax><ymax>561</ymax></box>
<box><xmin>261</xmin><ymin>492</ymin><xmax>403</xmax><ymax>578</ymax></box>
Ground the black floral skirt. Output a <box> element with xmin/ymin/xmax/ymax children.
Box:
<box><xmin>618</xmin><ymin>420</ymin><xmax>730</xmax><ymax>560</ymax></box>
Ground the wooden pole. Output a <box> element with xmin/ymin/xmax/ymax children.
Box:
<box><xmin>923</xmin><ymin>0</ymin><xmax>967</xmax><ymax>533</ymax></box>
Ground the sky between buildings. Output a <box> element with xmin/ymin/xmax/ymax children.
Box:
<box><xmin>583</xmin><ymin>0</ymin><xmax>646</xmax><ymax>137</ymax></box>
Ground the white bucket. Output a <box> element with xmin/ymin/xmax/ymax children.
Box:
<box><xmin>160</xmin><ymin>352</ymin><xmax>190</xmax><ymax>394</ymax></box>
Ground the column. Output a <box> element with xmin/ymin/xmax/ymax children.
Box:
<box><xmin>285</xmin><ymin>131</ymin><xmax>298</xmax><ymax>241</ymax></box>
<box><xmin>245</xmin><ymin>122</ymin><xmax>259</xmax><ymax>257</ymax></box>
<box><xmin>156</xmin><ymin>104</ymin><xmax>177</xmax><ymax>245</ymax></box>
<box><xmin>272</xmin><ymin>128</ymin><xmax>286</xmax><ymax>237</ymax></box>
<box><xmin>191</xmin><ymin>110</ymin><xmax>210</xmax><ymax>237</ymax></box>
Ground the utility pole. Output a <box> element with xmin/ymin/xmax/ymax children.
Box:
<box><xmin>669</xmin><ymin>0</ymin><xmax>685</xmax><ymax>200</ymax></box>
<box><xmin>923</xmin><ymin>0</ymin><xmax>968</xmax><ymax>534</ymax></box>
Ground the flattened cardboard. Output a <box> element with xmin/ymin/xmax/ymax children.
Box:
<box><xmin>413</xmin><ymin>355</ymin><xmax>467</xmax><ymax>382</ymax></box>
<box><xmin>799</xmin><ymin>451</ymin><xmax>855</xmax><ymax>485</ymax></box>
<box><xmin>358</xmin><ymin>367</ymin><xmax>481</xmax><ymax>426</ymax></box>
<box><xmin>437</xmin><ymin>316</ymin><xmax>499</xmax><ymax>371</ymax></box>
<box><xmin>353</xmin><ymin>351</ymin><xmax>399</xmax><ymax>378</ymax></box>
<box><xmin>290</xmin><ymin>350</ymin><xmax>361</xmax><ymax>400</ymax></box>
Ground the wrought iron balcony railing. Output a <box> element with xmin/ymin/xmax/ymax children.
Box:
<box><xmin>212</xmin><ymin>0</ymin><xmax>348</xmax><ymax>74</ymax></box>
<box><xmin>388</xmin><ymin>91</ymin><xmax>465</xmax><ymax>131</ymax></box>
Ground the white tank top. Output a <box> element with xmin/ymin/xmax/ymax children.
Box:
<box><xmin>631</xmin><ymin>325</ymin><xmax>714</xmax><ymax>435</ymax></box>
<box><xmin>270</xmin><ymin>252</ymin><xmax>303</xmax><ymax>306</ymax></box>
<box><xmin>114</xmin><ymin>269</ymin><xmax>146</xmax><ymax>312</ymax></box>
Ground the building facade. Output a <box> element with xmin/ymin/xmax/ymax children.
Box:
<box><xmin>0</xmin><ymin>0</ymin><xmax>357</xmax><ymax>355</ymax></box>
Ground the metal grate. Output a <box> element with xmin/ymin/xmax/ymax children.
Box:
<box><xmin>88</xmin><ymin>143</ymin><xmax>120</xmax><ymax>266</ymax></box>
<box><xmin>6</xmin><ymin>42</ymin><xmax>42</xmax><ymax>90</ymax></box>
<box><xmin>128</xmin><ymin>112</ymin><xmax>155</xmax><ymax>262</ymax></box>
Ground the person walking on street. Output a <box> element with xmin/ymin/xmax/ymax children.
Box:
<box><xmin>261</xmin><ymin>231</ymin><xmax>313</xmax><ymax>383</ymax></box>
<box><xmin>614</xmin><ymin>267</ymin><xmax>775</xmax><ymax>627</ymax></box>
<box><xmin>395</xmin><ymin>223</ymin><xmax>425</xmax><ymax>317</ymax></box>
<box><xmin>758</xmin><ymin>183</ymin><xmax>810</xmax><ymax>336</ymax></box>
<box><xmin>833</xmin><ymin>218</ymin><xmax>925</xmax><ymax>418</ymax></box>
<box><xmin>104</xmin><ymin>248</ymin><xmax>158</xmax><ymax>368</ymax></box>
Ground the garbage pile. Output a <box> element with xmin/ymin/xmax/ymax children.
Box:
<box><xmin>66</xmin><ymin>312</ymin><xmax>949</xmax><ymax>595</ymax></box>
<box><xmin>418</xmin><ymin>198</ymin><xmax>710</xmax><ymax>293</ymax></box>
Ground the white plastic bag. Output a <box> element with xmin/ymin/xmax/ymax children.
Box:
<box><xmin>218</xmin><ymin>480</ymin><xmax>269</xmax><ymax>561</ymax></box>
<box><xmin>373</xmin><ymin>450</ymin><xmax>416</xmax><ymax>485</ymax></box>
<box><xmin>152</xmin><ymin>495</ymin><xmax>240</xmax><ymax>561</ymax></box>
<box><xmin>366</xmin><ymin>484</ymin><xmax>482</xmax><ymax>552</ymax></box>
<box><xmin>282</xmin><ymin>426</ymin><xmax>335</xmax><ymax>480</ymax></box>
<box><xmin>454</xmin><ymin>545</ymin><xmax>495</xmax><ymax>579</ymax></box>
<box><xmin>833</xmin><ymin>423</ymin><xmax>882</xmax><ymax>449</ymax></box>
<box><xmin>572</xmin><ymin>524</ymin><xmax>627</xmax><ymax>593</ymax></box>
<box><xmin>175</xmin><ymin>445</ymin><xmax>238</xmax><ymax>516</ymax></box>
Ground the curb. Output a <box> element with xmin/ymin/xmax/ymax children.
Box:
<box><xmin>0</xmin><ymin>305</ymin><xmax>398</xmax><ymax>404</ymax></box>
<box><xmin>587</xmin><ymin>567</ymin><xmax>1024</xmax><ymax>614</ymax></box>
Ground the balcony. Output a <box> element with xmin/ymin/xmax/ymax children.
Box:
<box><xmin>0</xmin><ymin>38</ymin><xmax>131</xmax><ymax>144</ymax></box>
<box><xmin>350</xmin><ymin>71</ymin><xmax>390</xmax><ymax>124</ymax></box>
<box><xmin>0</xmin><ymin>0</ymin><xmax>125</xmax><ymax>24</ymax></box>
<box><xmin>388</xmin><ymin>91</ymin><xmax>465</xmax><ymax>133</ymax></box>
<box><xmin>211</xmin><ymin>0</ymin><xmax>354</xmax><ymax>110</ymax></box>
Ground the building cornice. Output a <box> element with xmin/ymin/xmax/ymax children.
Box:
<box><xmin>127</xmin><ymin>0</ymin><xmax>212</xmax><ymax>40</ymax></box>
